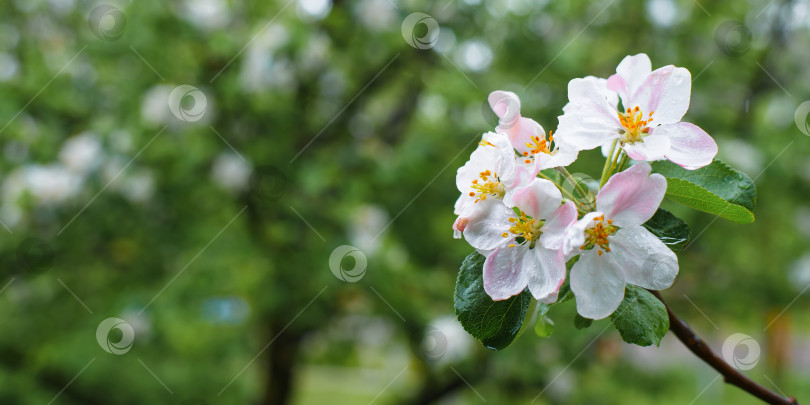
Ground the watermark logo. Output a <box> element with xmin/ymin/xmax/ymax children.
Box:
<box><xmin>722</xmin><ymin>333</ymin><xmax>760</xmax><ymax>370</ymax></box>
<box><xmin>714</xmin><ymin>21</ymin><xmax>752</xmax><ymax>56</ymax></box>
<box><xmin>168</xmin><ymin>85</ymin><xmax>208</xmax><ymax>122</ymax></box>
<box><xmin>17</xmin><ymin>237</ymin><xmax>55</xmax><ymax>275</ymax></box>
<box><xmin>401</xmin><ymin>13</ymin><xmax>440</xmax><ymax>50</ymax></box>
<box><xmin>329</xmin><ymin>245</ymin><xmax>367</xmax><ymax>282</ymax></box>
<box><xmin>421</xmin><ymin>327</ymin><xmax>448</xmax><ymax>362</ymax></box>
<box><xmin>640</xmin><ymin>251</ymin><xmax>677</xmax><ymax>286</ymax></box>
<box><xmin>97</xmin><ymin>317</ymin><xmax>135</xmax><ymax>355</ymax></box>
<box><xmin>794</xmin><ymin>100</ymin><xmax>810</xmax><ymax>136</ymax></box>
<box><xmin>249</xmin><ymin>165</ymin><xmax>288</xmax><ymax>204</ymax></box>
<box><xmin>88</xmin><ymin>4</ymin><xmax>127</xmax><ymax>41</ymax></box>
<box><xmin>560</xmin><ymin>172</ymin><xmax>596</xmax><ymax>211</ymax></box>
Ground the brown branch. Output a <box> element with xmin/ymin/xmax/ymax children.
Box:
<box><xmin>651</xmin><ymin>291</ymin><xmax>799</xmax><ymax>405</ymax></box>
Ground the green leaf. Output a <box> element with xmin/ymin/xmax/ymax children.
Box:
<box><xmin>454</xmin><ymin>252</ymin><xmax>531</xmax><ymax>350</ymax></box>
<box><xmin>610</xmin><ymin>285</ymin><xmax>669</xmax><ymax>347</ymax></box>
<box><xmin>574</xmin><ymin>314</ymin><xmax>593</xmax><ymax>329</ymax></box>
<box><xmin>642</xmin><ymin>208</ymin><xmax>691</xmax><ymax>251</ymax></box>
<box><xmin>650</xmin><ymin>160</ymin><xmax>756</xmax><ymax>224</ymax></box>
<box><xmin>534</xmin><ymin>316</ymin><xmax>554</xmax><ymax>338</ymax></box>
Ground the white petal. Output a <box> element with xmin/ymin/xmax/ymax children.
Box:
<box><xmin>566</xmin><ymin>78</ymin><xmax>623</xmax><ymax>124</ymax></box>
<box><xmin>463</xmin><ymin>199</ymin><xmax>512</xmax><ymax>251</ymax></box>
<box><xmin>597</xmin><ymin>162</ymin><xmax>666</xmax><ymax>228</ymax></box>
<box><xmin>570</xmin><ymin>250</ymin><xmax>627</xmax><ymax>320</ymax></box>
<box><xmin>568</xmin><ymin>76</ymin><xmax>619</xmax><ymax>109</ymax></box>
<box><xmin>483</xmin><ymin>245</ymin><xmax>530</xmax><ymax>300</ymax></box>
<box><xmin>556</xmin><ymin>104</ymin><xmax>620</xmax><ymax>151</ymax></box>
<box><xmin>633</xmin><ymin>66</ymin><xmax>691</xmax><ymax>126</ymax></box>
<box><xmin>622</xmin><ymin>134</ymin><xmax>671</xmax><ymax>162</ymax></box>
<box><xmin>538</xmin><ymin>201</ymin><xmax>578</xmax><ymax>250</ymax></box>
<box><xmin>607</xmin><ymin>53</ymin><xmax>652</xmax><ymax>108</ymax></box>
<box><xmin>535</xmin><ymin>147</ymin><xmax>579</xmax><ymax>171</ymax></box>
<box><xmin>524</xmin><ymin>247</ymin><xmax>566</xmax><ymax>301</ymax></box>
<box><xmin>512</xmin><ymin>178</ymin><xmax>562</xmax><ymax>220</ymax></box>
<box><xmin>610</xmin><ymin>227</ymin><xmax>679</xmax><ymax>290</ymax></box>
<box><xmin>563</xmin><ymin>211</ymin><xmax>602</xmax><ymax>255</ymax></box>
<box><xmin>658</xmin><ymin>122</ymin><xmax>718</xmax><ymax>170</ymax></box>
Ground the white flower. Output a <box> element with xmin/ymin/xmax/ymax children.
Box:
<box><xmin>462</xmin><ymin>178</ymin><xmax>577</xmax><ymax>301</ymax></box>
<box><xmin>453</xmin><ymin>132</ymin><xmax>534</xmax><ymax>237</ymax></box>
<box><xmin>564</xmin><ymin>162</ymin><xmax>678</xmax><ymax>319</ymax></box>
<box><xmin>556</xmin><ymin>53</ymin><xmax>718</xmax><ymax>170</ymax></box>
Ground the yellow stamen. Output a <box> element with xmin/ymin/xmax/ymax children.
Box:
<box><xmin>470</xmin><ymin>170</ymin><xmax>505</xmax><ymax>203</ymax></box>
<box><xmin>618</xmin><ymin>105</ymin><xmax>654</xmax><ymax>144</ymax></box>
<box><xmin>580</xmin><ymin>214</ymin><xmax>619</xmax><ymax>255</ymax></box>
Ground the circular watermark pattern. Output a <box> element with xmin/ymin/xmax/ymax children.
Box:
<box><xmin>794</xmin><ymin>100</ymin><xmax>810</xmax><ymax>136</ymax></box>
<box><xmin>329</xmin><ymin>245</ymin><xmax>367</xmax><ymax>282</ymax></box>
<box><xmin>96</xmin><ymin>317</ymin><xmax>135</xmax><ymax>355</ymax></box>
<box><xmin>16</xmin><ymin>237</ymin><xmax>55</xmax><ymax>275</ymax></box>
<box><xmin>249</xmin><ymin>165</ymin><xmax>288</xmax><ymax>204</ymax></box>
<box><xmin>640</xmin><ymin>251</ymin><xmax>677</xmax><ymax>287</ymax></box>
<box><xmin>560</xmin><ymin>172</ymin><xmax>596</xmax><ymax>211</ymax></box>
<box><xmin>714</xmin><ymin>21</ymin><xmax>752</xmax><ymax>57</ymax></box>
<box><xmin>168</xmin><ymin>85</ymin><xmax>208</xmax><ymax>122</ymax></box>
<box><xmin>88</xmin><ymin>4</ymin><xmax>127</xmax><ymax>41</ymax></box>
<box><xmin>401</xmin><ymin>12</ymin><xmax>440</xmax><ymax>50</ymax></box>
<box><xmin>420</xmin><ymin>327</ymin><xmax>448</xmax><ymax>362</ymax></box>
<box><xmin>721</xmin><ymin>333</ymin><xmax>761</xmax><ymax>370</ymax></box>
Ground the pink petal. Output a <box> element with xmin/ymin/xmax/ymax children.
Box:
<box><xmin>538</xmin><ymin>201</ymin><xmax>578</xmax><ymax>250</ymax></box>
<box><xmin>488</xmin><ymin>90</ymin><xmax>521</xmax><ymax>120</ymax></box>
<box><xmin>610</xmin><ymin>227</ymin><xmax>678</xmax><ymax>290</ymax></box>
<box><xmin>632</xmin><ymin>66</ymin><xmax>691</xmax><ymax>126</ymax></box>
<box><xmin>570</xmin><ymin>250</ymin><xmax>627</xmax><ymax>320</ymax></box>
<box><xmin>452</xmin><ymin>216</ymin><xmax>468</xmax><ymax>239</ymax></box>
<box><xmin>499</xmin><ymin>116</ymin><xmax>544</xmax><ymax>155</ymax></box>
<box><xmin>658</xmin><ymin>122</ymin><xmax>718</xmax><ymax>170</ymax></box>
<box><xmin>597</xmin><ymin>162</ymin><xmax>666</xmax><ymax>228</ymax></box>
<box><xmin>607</xmin><ymin>53</ymin><xmax>652</xmax><ymax>107</ymax></box>
<box><xmin>524</xmin><ymin>247</ymin><xmax>567</xmax><ymax>301</ymax></box>
<box><xmin>483</xmin><ymin>246</ymin><xmax>530</xmax><ymax>300</ymax></box>
<box><xmin>512</xmin><ymin>178</ymin><xmax>562</xmax><ymax>220</ymax></box>
<box><xmin>622</xmin><ymin>133</ymin><xmax>671</xmax><ymax>161</ymax></box>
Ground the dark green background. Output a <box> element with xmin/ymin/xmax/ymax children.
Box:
<box><xmin>0</xmin><ymin>0</ymin><xmax>808</xmax><ymax>404</ymax></box>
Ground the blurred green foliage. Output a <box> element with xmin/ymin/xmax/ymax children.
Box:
<box><xmin>0</xmin><ymin>0</ymin><xmax>809</xmax><ymax>404</ymax></box>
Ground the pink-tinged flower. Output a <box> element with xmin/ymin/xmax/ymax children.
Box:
<box><xmin>556</xmin><ymin>54</ymin><xmax>718</xmax><ymax>170</ymax></box>
<box><xmin>488</xmin><ymin>90</ymin><xmax>577</xmax><ymax>171</ymax></box>
<box><xmin>563</xmin><ymin>162</ymin><xmax>678</xmax><ymax>319</ymax></box>
<box><xmin>462</xmin><ymin>178</ymin><xmax>578</xmax><ymax>301</ymax></box>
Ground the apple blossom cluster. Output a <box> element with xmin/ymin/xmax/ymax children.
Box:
<box><xmin>453</xmin><ymin>54</ymin><xmax>718</xmax><ymax>320</ymax></box>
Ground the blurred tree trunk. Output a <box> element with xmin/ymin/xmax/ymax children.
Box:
<box><xmin>261</xmin><ymin>326</ymin><xmax>301</xmax><ymax>405</ymax></box>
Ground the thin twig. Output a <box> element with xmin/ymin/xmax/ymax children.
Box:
<box><xmin>651</xmin><ymin>291</ymin><xmax>799</xmax><ymax>405</ymax></box>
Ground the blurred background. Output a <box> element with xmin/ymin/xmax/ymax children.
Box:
<box><xmin>0</xmin><ymin>0</ymin><xmax>809</xmax><ymax>404</ymax></box>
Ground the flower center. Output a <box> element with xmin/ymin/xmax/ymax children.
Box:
<box><xmin>618</xmin><ymin>106</ymin><xmax>654</xmax><ymax>144</ymax></box>
<box><xmin>580</xmin><ymin>214</ymin><xmax>619</xmax><ymax>256</ymax></box>
<box><xmin>502</xmin><ymin>210</ymin><xmax>545</xmax><ymax>249</ymax></box>
<box><xmin>468</xmin><ymin>170</ymin><xmax>505</xmax><ymax>203</ymax></box>
<box><xmin>520</xmin><ymin>131</ymin><xmax>554</xmax><ymax>165</ymax></box>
